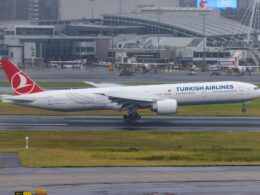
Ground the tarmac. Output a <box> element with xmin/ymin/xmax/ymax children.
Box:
<box><xmin>1</xmin><ymin>66</ymin><xmax>260</xmax><ymax>83</ymax></box>
<box><xmin>1</xmin><ymin>164</ymin><xmax>260</xmax><ymax>195</ymax></box>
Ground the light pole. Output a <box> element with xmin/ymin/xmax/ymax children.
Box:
<box><xmin>31</xmin><ymin>47</ymin><xmax>36</xmax><ymax>67</ymax></box>
<box><xmin>111</xmin><ymin>26</ymin><xmax>114</xmax><ymax>66</ymax></box>
<box><xmin>200</xmin><ymin>13</ymin><xmax>208</xmax><ymax>71</ymax></box>
<box><xmin>89</xmin><ymin>0</ymin><xmax>96</xmax><ymax>19</ymax></box>
<box><xmin>157</xmin><ymin>7</ymin><xmax>161</xmax><ymax>64</ymax></box>
<box><xmin>134</xmin><ymin>0</ymin><xmax>137</xmax><ymax>13</ymax></box>
<box><xmin>3</xmin><ymin>45</ymin><xmax>8</xmax><ymax>58</ymax></box>
<box><xmin>119</xmin><ymin>0</ymin><xmax>122</xmax><ymax>14</ymax></box>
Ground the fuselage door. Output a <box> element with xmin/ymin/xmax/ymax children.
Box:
<box><xmin>201</xmin><ymin>89</ymin><xmax>207</xmax><ymax>98</ymax></box>
<box><xmin>246</xmin><ymin>86</ymin><xmax>251</xmax><ymax>97</ymax></box>
<box><xmin>47</xmin><ymin>97</ymin><xmax>54</xmax><ymax>106</ymax></box>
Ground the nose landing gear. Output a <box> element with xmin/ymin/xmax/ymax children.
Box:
<box><xmin>123</xmin><ymin>112</ymin><xmax>142</xmax><ymax>123</ymax></box>
<box><xmin>242</xmin><ymin>102</ymin><xmax>250</xmax><ymax>113</ymax></box>
<box><xmin>242</xmin><ymin>107</ymin><xmax>247</xmax><ymax>113</ymax></box>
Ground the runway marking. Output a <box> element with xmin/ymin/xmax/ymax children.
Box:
<box><xmin>0</xmin><ymin>123</ymin><xmax>67</xmax><ymax>126</ymax></box>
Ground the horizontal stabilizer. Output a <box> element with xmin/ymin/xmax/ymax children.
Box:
<box><xmin>1</xmin><ymin>95</ymin><xmax>35</xmax><ymax>103</ymax></box>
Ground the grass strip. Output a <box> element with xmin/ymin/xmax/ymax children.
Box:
<box><xmin>1</xmin><ymin>131</ymin><xmax>260</xmax><ymax>167</ymax></box>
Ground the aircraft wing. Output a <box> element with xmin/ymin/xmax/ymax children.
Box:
<box><xmin>84</xmin><ymin>82</ymin><xmax>124</xmax><ymax>88</ymax></box>
<box><xmin>96</xmin><ymin>92</ymin><xmax>157</xmax><ymax>111</ymax></box>
<box><xmin>1</xmin><ymin>95</ymin><xmax>35</xmax><ymax>103</ymax></box>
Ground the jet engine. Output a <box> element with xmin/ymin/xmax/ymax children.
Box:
<box><xmin>152</xmin><ymin>99</ymin><xmax>177</xmax><ymax>114</ymax></box>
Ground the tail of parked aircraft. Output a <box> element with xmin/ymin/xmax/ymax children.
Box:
<box><xmin>0</xmin><ymin>59</ymin><xmax>44</xmax><ymax>95</ymax></box>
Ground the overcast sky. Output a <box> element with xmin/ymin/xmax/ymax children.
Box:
<box><xmin>61</xmin><ymin>0</ymin><xmax>179</xmax><ymax>19</ymax></box>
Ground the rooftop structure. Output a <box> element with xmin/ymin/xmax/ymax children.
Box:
<box><xmin>104</xmin><ymin>7</ymin><xmax>250</xmax><ymax>47</ymax></box>
<box><xmin>104</xmin><ymin>8</ymin><xmax>248</xmax><ymax>37</ymax></box>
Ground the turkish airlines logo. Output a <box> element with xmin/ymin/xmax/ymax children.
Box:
<box><xmin>11</xmin><ymin>71</ymin><xmax>35</xmax><ymax>95</ymax></box>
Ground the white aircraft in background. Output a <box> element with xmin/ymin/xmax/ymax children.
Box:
<box><xmin>1</xmin><ymin>59</ymin><xmax>260</xmax><ymax>123</ymax></box>
<box><xmin>218</xmin><ymin>58</ymin><xmax>257</xmax><ymax>75</ymax></box>
<box><xmin>117</xmin><ymin>62</ymin><xmax>151</xmax><ymax>71</ymax></box>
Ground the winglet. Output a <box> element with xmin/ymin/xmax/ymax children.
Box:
<box><xmin>0</xmin><ymin>59</ymin><xmax>44</xmax><ymax>95</ymax></box>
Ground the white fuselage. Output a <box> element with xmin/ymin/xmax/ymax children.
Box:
<box><xmin>4</xmin><ymin>81</ymin><xmax>260</xmax><ymax>112</ymax></box>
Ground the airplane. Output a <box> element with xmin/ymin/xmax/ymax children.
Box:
<box><xmin>1</xmin><ymin>58</ymin><xmax>260</xmax><ymax>123</ymax></box>
<box><xmin>117</xmin><ymin>61</ymin><xmax>174</xmax><ymax>72</ymax></box>
<box><xmin>218</xmin><ymin>57</ymin><xmax>257</xmax><ymax>75</ymax></box>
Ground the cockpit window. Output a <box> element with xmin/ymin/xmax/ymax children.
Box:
<box><xmin>254</xmin><ymin>87</ymin><xmax>260</xmax><ymax>90</ymax></box>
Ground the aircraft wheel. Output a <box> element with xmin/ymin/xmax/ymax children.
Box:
<box><xmin>134</xmin><ymin>113</ymin><xmax>141</xmax><ymax>120</ymax></box>
<box><xmin>123</xmin><ymin>115</ymin><xmax>130</xmax><ymax>123</ymax></box>
<box><xmin>123</xmin><ymin>113</ymin><xmax>142</xmax><ymax>123</ymax></box>
<box><xmin>242</xmin><ymin>108</ymin><xmax>247</xmax><ymax>113</ymax></box>
<box><xmin>123</xmin><ymin>114</ymin><xmax>136</xmax><ymax>124</ymax></box>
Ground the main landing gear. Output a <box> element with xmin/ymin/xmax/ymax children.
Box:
<box><xmin>123</xmin><ymin>112</ymin><xmax>142</xmax><ymax>123</ymax></box>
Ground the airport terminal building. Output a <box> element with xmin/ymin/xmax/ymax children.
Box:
<box><xmin>104</xmin><ymin>7</ymin><xmax>259</xmax><ymax>65</ymax></box>
<box><xmin>0</xmin><ymin>21</ymin><xmax>112</xmax><ymax>67</ymax></box>
<box><xmin>0</xmin><ymin>6</ymin><xmax>259</xmax><ymax>67</ymax></box>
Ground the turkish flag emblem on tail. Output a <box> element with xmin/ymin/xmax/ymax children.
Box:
<box><xmin>0</xmin><ymin>59</ymin><xmax>44</xmax><ymax>95</ymax></box>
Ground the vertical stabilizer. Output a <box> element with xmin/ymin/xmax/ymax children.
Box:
<box><xmin>0</xmin><ymin>59</ymin><xmax>44</xmax><ymax>95</ymax></box>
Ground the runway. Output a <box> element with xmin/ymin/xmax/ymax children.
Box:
<box><xmin>1</xmin><ymin>166</ymin><xmax>260</xmax><ymax>195</ymax></box>
<box><xmin>1</xmin><ymin>115</ymin><xmax>260</xmax><ymax>131</ymax></box>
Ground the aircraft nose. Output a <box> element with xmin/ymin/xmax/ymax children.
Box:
<box><xmin>255</xmin><ymin>89</ymin><xmax>260</xmax><ymax>97</ymax></box>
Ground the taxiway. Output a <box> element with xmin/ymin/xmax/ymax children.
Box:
<box><xmin>1</xmin><ymin>166</ymin><xmax>260</xmax><ymax>195</ymax></box>
<box><xmin>1</xmin><ymin>67</ymin><xmax>260</xmax><ymax>83</ymax></box>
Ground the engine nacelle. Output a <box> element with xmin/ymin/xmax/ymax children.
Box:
<box><xmin>152</xmin><ymin>99</ymin><xmax>178</xmax><ymax>114</ymax></box>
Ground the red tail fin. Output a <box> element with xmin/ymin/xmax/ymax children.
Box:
<box><xmin>0</xmin><ymin>59</ymin><xmax>44</xmax><ymax>95</ymax></box>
